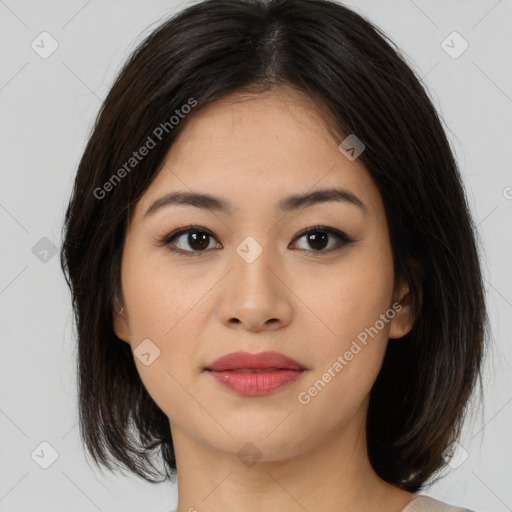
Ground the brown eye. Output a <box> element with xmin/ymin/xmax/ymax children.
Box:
<box><xmin>291</xmin><ymin>226</ymin><xmax>354</xmax><ymax>253</ymax></box>
<box><xmin>303</xmin><ymin>231</ymin><xmax>329</xmax><ymax>251</ymax></box>
<box><xmin>165</xmin><ymin>227</ymin><xmax>220</xmax><ymax>254</ymax></box>
<box><xmin>181</xmin><ymin>231</ymin><xmax>210</xmax><ymax>251</ymax></box>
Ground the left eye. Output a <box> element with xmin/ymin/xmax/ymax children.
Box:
<box><xmin>292</xmin><ymin>226</ymin><xmax>353</xmax><ymax>252</ymax></box>
<box><xmin>160</xmin><ymin>225</ymin><xmax>354</xmax><ymax>256</ymax></box>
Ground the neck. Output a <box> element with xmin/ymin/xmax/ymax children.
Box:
<box><xmin>170</xmin><ymin>404</ymin><xmax>415</xmax><ymax>512</ymax></box>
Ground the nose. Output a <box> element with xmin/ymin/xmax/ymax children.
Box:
<box><xmin>216</xmin><ymin>240</ymin><xmax>293</xmax><ymax>333</ymax></box>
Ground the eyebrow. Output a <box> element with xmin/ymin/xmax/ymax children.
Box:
<box><xmin>143</xmin><ymin>187</ymin><xmax>367</xmax><ymax>219</ymax></box>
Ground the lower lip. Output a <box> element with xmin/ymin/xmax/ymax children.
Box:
<box><xmin>205</xmin><ymin>369</ymin><xmax>305</xmax><ymax>396</ymax></box>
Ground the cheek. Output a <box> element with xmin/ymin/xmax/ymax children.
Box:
<box><xmin>120</xmin><ymin>246</ymin><xmax>208</xmax><ymax>405</ymax></box>
<box><xmin>291</xmin><ymin>279</ymin><xmax>394</xmax><ymax>435</ymax></box>
<box><xmin>299</xmin><ymin>252</ymin><xmax>394</xmax><ymax>350</ymax></box>
<box><xmin>122</xmin><ymin>244</ymin><xmax>206</xmax><ymax>340</ymax></box>
<box><xmin>294</xmin><ymin>251</ymin><xmax>394</xmax><ymax>403</ymax></box>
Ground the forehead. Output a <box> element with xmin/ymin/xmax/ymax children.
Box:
<box><xmin>134</xmin><ymin>87</ymin><xmax>383</xmax><ymax>223</ymax></box>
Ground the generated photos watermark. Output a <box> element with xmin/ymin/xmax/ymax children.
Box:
<box><xmin>297</xmin><ymin>301</ymin><xmax>403</xmax><ymax>405</ymax></box>
<box><xmin>93</xmin><ymin>97</ymin><xmax>198</xmax><ymax>200</ymax></box>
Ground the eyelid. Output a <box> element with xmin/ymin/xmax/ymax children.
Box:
<box><xmin>160</xmin><ymin>224</ymin><xmax>212</xmax><ymax>243</ymax></box>
<box><xmin>291</xmin><ymin>225</ymin><xmax>353</xmax><ymax>244</ymax></box>
<box><xmin>159</xmin><ymin>224</ymin><xmax>356</xmax><ymax>256</ymax></box>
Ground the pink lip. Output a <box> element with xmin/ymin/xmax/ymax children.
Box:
<box><xmin>204</xmin><ymin>350</ymin><xmax>307</xmax><ymax>372</ymax></box>
<box><xmin>204</xmin><ymin>351</ymin><xmax>308</xmax><ymax>397</ymax></box>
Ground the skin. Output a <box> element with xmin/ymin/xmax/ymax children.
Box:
<box><xmin>113</xmin><ymin>86</ymin><xmax>419</xmax><ymax>512</ymax></box>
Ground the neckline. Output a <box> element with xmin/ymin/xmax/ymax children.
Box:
<box><xmin>399</xmin><ymin>494</ymin><xmax>425</xmax><ymax>512</ymax></box>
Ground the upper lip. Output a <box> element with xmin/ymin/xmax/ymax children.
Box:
<box><xmin>204</xmin><ymin>351</ymin><xmax>307</xmax><ymax>371</ymax></box>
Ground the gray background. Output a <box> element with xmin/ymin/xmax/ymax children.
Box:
<box><xmin>1</xmin><ymin>0</ymin><xmax>511</xmax><ymax>511</ymax></box>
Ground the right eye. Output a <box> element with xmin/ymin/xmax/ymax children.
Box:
<box><xmin>160</xmin><ymin>226</ymin><xmax>221</xmax><ymax>256</ymax></box>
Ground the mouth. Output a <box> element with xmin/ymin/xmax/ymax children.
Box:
<box><xmin>204</xmin><ymin>351</ymin><xmax>307</xmax><ymax>396</ymax></box>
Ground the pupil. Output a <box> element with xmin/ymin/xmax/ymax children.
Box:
<box><xmin>309</xmin><ymin>232</ymin><xmax>328</xmax><ymax>250</ymax></box>
<box><xmin>189</xmin><ymin>232</ymin><xmax>209</xmax><ymax>250</ymax></box>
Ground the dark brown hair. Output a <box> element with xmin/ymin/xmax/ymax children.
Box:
<box><xmin>60</xmin><ymin>0</ymin><xmax>488</xmax><ymax>491</ymax></box>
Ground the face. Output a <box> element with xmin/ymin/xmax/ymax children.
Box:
<box><xmin>113</xmin><ymin>87</ymin><xmax>413</xmax><ymax>461</ymax></box>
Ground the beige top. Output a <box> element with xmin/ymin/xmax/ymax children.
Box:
<box><xmin>401</xmin><ymin>495</ymin><xmax>474</xmax><ymax>511</ymax></box>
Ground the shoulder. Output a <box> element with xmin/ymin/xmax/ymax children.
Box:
<box><xmin>401</xmin><ymin>495</ymin><xmax>475</xmax><ymax>512</ymax></box>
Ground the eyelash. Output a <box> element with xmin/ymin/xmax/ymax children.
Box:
<box><xmin>158</xmin><ymin>224</ymin><xmax>356</xmax><ymax>257</ymax></box>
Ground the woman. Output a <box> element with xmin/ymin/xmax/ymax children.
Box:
<box><xmin>60</xmin><ymin>0</ymin><xmax>487</xmax><ymax>510</ymax></box>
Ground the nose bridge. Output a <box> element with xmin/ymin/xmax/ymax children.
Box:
<box><xmin>216</xmin><ymin>232</ymin><xmax>292</xmax><ymax>330</ymax></box>
<box><xmin>232</xmin><ymin>234</ymin><xmax>277</xmax><ymax>297</ymax></box>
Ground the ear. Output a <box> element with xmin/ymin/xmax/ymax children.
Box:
<box><xmin>388</xmin><ymin>261</ymin><xmax>423</xmax><ymax>340</ymax></box>
<box><xmin>112</xmin><ymin>299</ymin><xmax>131</xmax><ymax>343</ymax></box>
